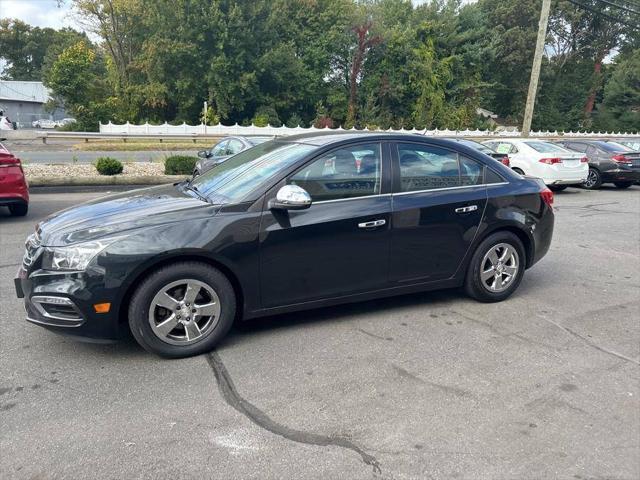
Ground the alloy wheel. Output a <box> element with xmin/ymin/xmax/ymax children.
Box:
<box><xmin>480</xmin><ymin>243</ymin><xmax>520</xmax><ymax>293</ymax></box>
<box><xmin>583</xmin><ymin>170</ymin><xmax>598</xmax><ymax>188</ymax></box>
<box><xmin>148</xmin><ymin>279</ymin><xmax>221</xmax><ymax>345</ymax></box>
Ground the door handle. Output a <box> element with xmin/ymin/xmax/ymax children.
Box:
<box><xmin>358</xmin><ymin>219</ymin><xmax>386</xmax><ymax>229</ymax></box>
<box><xmin>455</xmin><ymin>205</ymin><xmax>478</xmax><ymax>214</ymax></box>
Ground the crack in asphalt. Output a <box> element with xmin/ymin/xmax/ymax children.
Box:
<box><xmin>205</xmin><ymin>351</ymin><xmax>383</xmax><ymax>476</ymax></box>
<box><xmin>542</xmin><ymin>317</ymin><xmax>640</xmax><ymax>366</ymax></box>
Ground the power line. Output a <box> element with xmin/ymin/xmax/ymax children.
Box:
<box><xmin>592</xmin><ymin>0</ymin><xmax>640</xmax><ymax>15</ymax></box>
<box><xmin>567</xmin><ymin>0</ymin><xmax>640</xmax><ymax>29</ymax></box>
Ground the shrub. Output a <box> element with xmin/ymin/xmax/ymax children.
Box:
<box><xmin>95</xmin><ymin>157</ymin><xmax>123</xmax><ymax>175</ymax></box>
<box><xmin>164</xmin><ymin>155</ymin><xmax>198</xmax><ymax>175</ymax></box>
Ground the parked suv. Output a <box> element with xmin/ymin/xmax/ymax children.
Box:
<box><xmin>555</xmin><ymin>139</ymin><xmax>640</xmax><ymax>189</ymax></box>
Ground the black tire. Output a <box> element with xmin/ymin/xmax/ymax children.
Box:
<box><xmin>512</xmin><ymin>167</ymin><xmax>525</xmax><ymax>176</ymax></box>
<box><xmin>464</xmin><ymin>231</ymin><xmax>526</xmax><ymax>303</ymax></box>
<box><xmin>583</xmin><ymin>168</ymin><xmax>602</xmax><ymax>190</ymax></box>
<box><xmin>614</xmin><ymin>182</ymin><xmax>633</xmax><ymax>189</ymax></box>
<box><xmin>128</xmin><ymin>262</ymin><xmax>236</xmax><ymax>358</ymax></box>
<box><xmin>192</xmin><ymin>169</ymin><xmax>200</xmax><ymax>178</ymax></box>
<box><xmin>9</xmin><ymin>203</ymin><xmax>28</xmax><ymax>216</ymax></box>
<box><xmin>549</xmin><ymin>185</ymin><xmax>568</xmax><ymax>192</ymax></box>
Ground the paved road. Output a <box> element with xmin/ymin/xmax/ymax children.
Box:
<box><xmin>1</xmin><ymin>187</ymin><xmax>639</xmax><ymax>479</ymax></box>
<box><xmin>14</xmin><ymin>150</ymin><xmax>198</xmax><ymax>164</ymax></box>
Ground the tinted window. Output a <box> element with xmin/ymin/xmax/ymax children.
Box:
<box><xmin>397</xmin><ymin>143</ymin><xmax>460</xmax><ymax>192</ymax></box>
<box><xmin>563</xmin><ymin>142</ymin><xmax>587</xmax><ymax>153</ymax></box>
<box><xmin>602</xmin><ymin>141</ymin><xmax>633</xmax><ymax>152</ymax></box>
<box><xmin>485</xmin><ymin>168</ymin><xmax>504</xmax><ymax>184</ymax></box>
<box><xmin>460</xmin><ymin>156</ymin><xmax>484</xmax><ymax>186</ymax></box>
<box><xmin>288</xmin><ymin>143</ymin><xmax>381</xmax><ymax>202</ymax></box>
<box><xmin>191</xmin><ymin>141</ymin><xmax>315</xmax><ymax>203</ymax></box>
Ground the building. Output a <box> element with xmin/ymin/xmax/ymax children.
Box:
<box><xmin>0</xmin><ymin>80</ymin><xmax>66</xmax><ymax>128</ymax></box>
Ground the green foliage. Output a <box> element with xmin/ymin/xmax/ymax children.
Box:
<box><xmin>2</xmin><ymin>0</ymin><xmax>635</xmax><ymax>132</ymax></box>
<box><xmin>95</xmin><ymin>157</ymin><xmax>123</xmax><ymax>175</ymax></box>
<box><xmin>286</xmin><ymin>114</ymin><xmax>304</xmax><ymax>128</ymax></box>
<box><xmin>164</xmin><ymin>155</ymin><xmax>198</xmax><ymax>175</ymax></box>
<box><xmin>595</xmin><ymin>51</ymin><xmax>640</xmax><ymax>132</ymax></box>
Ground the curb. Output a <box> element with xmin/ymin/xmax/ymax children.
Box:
<box><xmin>27</xmin><ymin>175</ymin><xmax>187</xmax><ymax>187</ymax></box>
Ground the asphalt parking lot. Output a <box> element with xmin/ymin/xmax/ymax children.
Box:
<box><xmin>1</xmin><ymin>186</ymin><xmax>638</xmax><ymax>480</ymax></box>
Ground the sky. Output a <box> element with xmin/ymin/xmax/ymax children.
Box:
<box><xmin>0</xmin><ymin>0</ymin><xmax>75</xmax><ymax>29</ymax></box>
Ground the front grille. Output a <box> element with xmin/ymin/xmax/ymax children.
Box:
<box><xmin>22</xmin><ymin>233</ymin><xmax>41</xmax><ymax>268</ymax></box>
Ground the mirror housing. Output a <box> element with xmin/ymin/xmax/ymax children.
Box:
<box><xmin>197</xmin><ymin>150</ymin><xmax>211</xmax><ymax>158</ymax></box>
<box><xmin>269</xmin><ymin>185</ymin><xmax>312</xmax><ymax>210</ymax></box>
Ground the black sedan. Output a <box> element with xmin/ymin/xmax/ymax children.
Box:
<box><xmin>15</xmin><ymin>133</ymin><xmax>554</xmax><ymax>357</ymax></box>
<box><xmin>194</xmin><ymin>135</ymin><xmax>273</xmax><ymax>176</ymax></box>
<box><xmin>555</xmin><ymin>139</ymin><xmax>640</xmax><ymax>189</ymax></box>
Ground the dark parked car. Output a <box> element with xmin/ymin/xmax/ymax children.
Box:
<box><xmin>194</xmin><ymin>135</ymin><xmax>273</xmax><ymax>176</ymax></box>
<box><xmin>445</xmin><ymin>138</ymin><xmax>511</xmax><ymax>167</ymax></box>
<box><xmin>15</xmin><ymin>133</ymin><xmax>554</xmax><ymax>357</ymax></box>
<box><xmin>555</xmin><ymin>139</ymin><xmax>640</xmax><ymax>189</ymax></box>
<box><xmin>0</xmin><ymin>141</ymin><xmax>29</xmax><ymax>216</ymax></box>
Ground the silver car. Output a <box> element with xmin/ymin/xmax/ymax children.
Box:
<box><xmin>194</xmin><ymin>136</ymin><xmax>273</xmax><ymax>176</ymax></box>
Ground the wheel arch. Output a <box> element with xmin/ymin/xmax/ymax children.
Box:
<box><xmin>470</xmin><ymin>224</ymin><xmax>534</xmax><ymax>270</ymax></box>
<box><xmin>116</xmin><ymin>252</ymin><xmax>245</xmax><ymax>326</ymax></box>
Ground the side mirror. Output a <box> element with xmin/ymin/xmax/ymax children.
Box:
<box><xmin>269</xmin><ymin>185</ymin><xmax>312</xmax><ymax>210</ymax></box>
<box><xmin>197</xmin><ymin>150</ymin><xmax>208</xmax><ymax>158</ymax></box>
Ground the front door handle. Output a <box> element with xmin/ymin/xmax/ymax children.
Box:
<box><xmin>455</xmin><ymin>205</ymin><xmax>478</xmax><ymax>214</ymax></box>
<box><xmin>358</xmin><ymin>219</ymin><xmax>386</xmax><ymax>229</ymax></box>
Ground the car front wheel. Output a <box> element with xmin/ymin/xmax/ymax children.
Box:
<box><xmin>128</xmin><ymin>262</ymin><xmax>236</xmax><ymax>358</ymax></box>
<box><xmin>464</xmin><ymin>231</ymin><xmax>526</xmax><ymax>303</ymax></box>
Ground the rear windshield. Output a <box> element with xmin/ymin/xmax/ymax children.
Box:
<box><xmin>524</xmin><ymin>141</ymin><xmax>567</xmax><ymax>153</ymax></box>
<box><xmin>455</xmin><ymin>139</ymin><xmax>495</xmax><ymax>154</ymax></box>
<box><xmin>601</xmin><ymin>141</ymin><xmax>633</xmax><ymax>152</ymax></box>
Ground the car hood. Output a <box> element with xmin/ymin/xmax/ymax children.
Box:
<box><xmin>37</xmin><ymin>184</ymin><xmax>219</xmax><ymax>246</ymax></box>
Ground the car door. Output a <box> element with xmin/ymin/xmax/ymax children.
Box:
<box><xmin>389</xmin><ymin>142</ymin><xmax>487</xmax><ymax>283</ymax></box>
<box><xmin>259</xmin><ymin>142</ymin><xmax>392</xmax><ymax>307</ymax></box>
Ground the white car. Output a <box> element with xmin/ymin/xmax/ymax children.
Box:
<box><xmin>482</xmin><ymin>139</ymin><xmax>588</xmax><ymax>191</ymax></box>
<box><xmin>32</xmin><ymin>119</ymin><xmax>58</xmax><ymax>129</ymax></box>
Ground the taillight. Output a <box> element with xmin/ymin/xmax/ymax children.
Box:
<box><xmin>540</xmin><ymin>187</ymin><xmax>554</xmax><ymax>207</ymax></box>
<box><xmin>580</xmin><ymin>156</ymin><xmax>588</xmax><ymax>163</ymax></box>
<box><xmin>500</xmin><ymin>156</ymin><xmax>510</xmax><ymax>166</ymax></box>
<box><xmin>0</xmin><ymin>154</ymin><xmax>20</xmax><ymax>167</ymax></box>
<box><xmin>539</xmin><ymin>157</ymin><xmax>562</xmax><ymax>165</ymax></box>
<box><xmin>611</xmin><ymin>154</ymin><xmax>631</xmax><ymax>164</ymax></box>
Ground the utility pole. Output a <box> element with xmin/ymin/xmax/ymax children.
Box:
<box><xmin>522</xmin><ymin>0</ymin><xmax>552</xmax><ymax>137</ymax></box>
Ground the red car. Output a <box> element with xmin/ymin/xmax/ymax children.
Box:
<box><xmin>0</xmin><ymin>141</ymin><xmax>29</xmax><ymax>216</ymax></box>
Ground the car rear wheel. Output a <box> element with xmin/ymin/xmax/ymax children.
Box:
<box><xmin>583</xmin><ymin>168</ymin><xmax>602</xmax><ymax>190</ymax></box>
<box><xmin>549</xmin><ymin>185</ymin><xmax>568</xmax><ymax>192</ymax></box>
<box><xmin>464</xmin><ymin>232</ymin><xmax>525</xmax><ymax>303</ymax></box>
<box><xmin>9</xmin><ymin>203</ymin><xmax>28</xmax><ymax>216</ymax></box>
<box><xmin>128</xmin><ymin>262</ymin><xmax>236</xmax><ymax>358</ymax></box>
<box><xmin>614</xmin><ymin>181</ymin><xmax>633</xmax><ymax>189</ymax></box>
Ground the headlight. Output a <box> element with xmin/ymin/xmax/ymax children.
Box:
<box><xmin>42</xmin><ymin>237</ymin><xmax>122</xmax><ymax>271</ymax></box>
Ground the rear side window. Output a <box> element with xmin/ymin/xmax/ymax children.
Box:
<box><xmin>396</xmin><ymin>143</ymin><xmax>483</xmax><ymax>192</ymax></box>
<box><xmin>484</xmin><ymin>168</ymin><xmax>505</xmax><ymax>184</ymax></box>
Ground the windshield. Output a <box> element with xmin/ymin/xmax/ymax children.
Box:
<box><xmin>190</xmin><ymin>140</ymin><xmax>315</xmax><ymax>204</ymax></box>
<box><xmin>524</xmin><ymin>141</ymin><xmax>567</xmax><ymax>153</ymax></box>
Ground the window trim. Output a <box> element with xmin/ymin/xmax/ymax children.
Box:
<box><xmin>285</xmin><ymin>141</ymin><xmax>387</xmax><ymax>204</ymax></box>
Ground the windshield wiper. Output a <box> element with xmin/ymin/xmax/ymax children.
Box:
<box><xmin>181</xmin><ymin>180</ymin><xmax>211</xmax><ymax>203</ymax></box>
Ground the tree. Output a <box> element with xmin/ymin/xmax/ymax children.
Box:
<box><xmin>595</xmin><ymin>50</ymin><xmax>640</xmax><ymax>132</ymax></box>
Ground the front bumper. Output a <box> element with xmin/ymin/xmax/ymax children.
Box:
<box><xmin>15</xmin><ymin>267</ymin><xmax>122</xmax><ymax>341</ymax></box>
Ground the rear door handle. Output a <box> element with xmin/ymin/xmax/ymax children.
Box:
<box><xmin>455</xmin><ymin>205</ymin><xmax>478</xmax><ymax>214</ymax></box>
<box><xmin>358</xmin><ymin>219</ymin><xmax>386</xmax><ymax>229</ymax></box>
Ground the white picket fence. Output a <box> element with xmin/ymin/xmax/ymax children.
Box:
<box><xmin>99</xmin><ymin>121</ymin><xmax>640</xmax><ymax>138</ymax></box>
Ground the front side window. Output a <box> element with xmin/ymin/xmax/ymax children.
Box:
<box><xmin>191</xmin><ymin>141</ymin><xmax>315</xmax><ymax>204</ymax></box>
<box><xmin>288</xmin><ymin>143</ymin><xmax>381</xmax><ymax>202</ymax></box>
<box><xmin>211</xmin><ymin>140</ymin><xmax>228</xmax><ymax>156</ymax></box>
<box><xmin>227</xmin><ymin>139</ymin><xmax>244</xmax><ymax>155</ymax></box>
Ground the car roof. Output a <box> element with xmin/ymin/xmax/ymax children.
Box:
<box><xmin>273</xmin><ymin>131</ymin><xmax>472</xmax><ymax>148</ymax></box>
